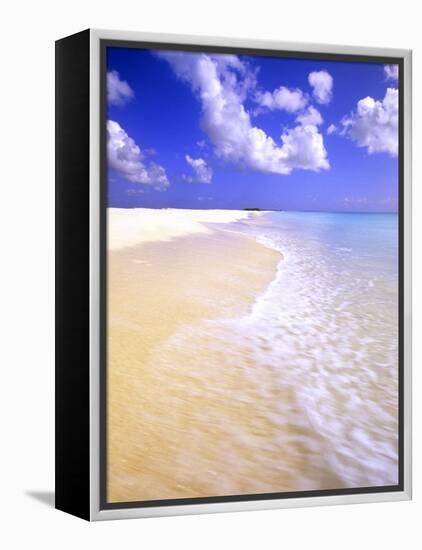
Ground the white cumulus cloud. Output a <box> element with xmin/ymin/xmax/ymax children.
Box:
<box><xmin>384</xmin><ymin>65</ymin><xmax>399</xmax><ymax>81</ymax></box>
<box><xmin>308</xmin><ymin>70</ymin><xmax>333</xmax><ymax>104</ymax></box>
<box><xmin>255</xmin><ymin>86</ymin><xmax>308</xmax><ymax>113</ymax></box>
<box><xmin>341</xmin><ymin>88</ymin><xmax>398</xmax><ymax>156</ymax></box>
<box><xmin>107</xmin><ymin>70</ymin><xmax>134</xmax><ymax>106</ymax></box>
<box><xmin>275</xmin><ymin>124</ymin><xmax>329</xmax><ymax>172</ymax></box>
<box><xmin>158</xmin><ymin>51</ymin><xmax>329</xmax><ymax>175</ymax></box>
<box><xmin>107</xmin><ymin>120</ymin><xmax>169</xmax><ymax>189</ymax></box>
<box><xmin>296</xmin><ymin>106</ymin><xmax>323</xmax><ymax>126</ymax></box>
<box><xmin>184</xmin><ymin>155</ymin><xmax>213</xmax><ymax>183</ymax></box>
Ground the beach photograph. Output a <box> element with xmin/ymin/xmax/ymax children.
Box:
<box><xmin>105</xmin><ymin>46</ymin><xmax>399</xmax><ymax>503</ymax></box>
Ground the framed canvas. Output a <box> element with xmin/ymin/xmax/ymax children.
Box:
<box><xmin>55</xmin><ymin>28</ymin><xmax>412</xmax><ymax>521</ymax></box>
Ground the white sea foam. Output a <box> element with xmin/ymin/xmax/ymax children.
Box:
<box><xmin>222</xmin><ymin>215</ymin><xmax>399</xmax><ymax>487</ymax></box>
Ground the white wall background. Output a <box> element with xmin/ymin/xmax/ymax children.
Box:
<box><xmin>0</xmin><ymin>0</ymin><xmax>419</xmax><ymax>547</ymax></box>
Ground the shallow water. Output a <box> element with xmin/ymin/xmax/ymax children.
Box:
<box><xmin>240</xmin><ymin>212</ymin><xmax>398</xmax><ymax>486</ymax></box>
<box><xmin>150</xmin><ymin>212</ymin><xmax>399</xmax><ymax>492</ymax></box>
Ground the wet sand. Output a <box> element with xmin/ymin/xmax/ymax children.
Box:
<box><xmin>107</xmin><ymin>216</ymin><xmax>342</xmax><ymax>503</ymax></box>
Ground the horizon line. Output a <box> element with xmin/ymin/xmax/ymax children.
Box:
<box><xmin>107</xmin><ymin>206</ymin><xmax>398</xmax><ymax>215</ymax></box>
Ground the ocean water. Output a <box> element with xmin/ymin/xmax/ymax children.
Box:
<box><xmin>149</xmin><ymin>212</ymin><xmax>399</xmax><ymax>493</ymax></box>
<box><xmin>235</xmin><ymin>211</ymin><xmax>399</xmax><ymax>487</ymax></box>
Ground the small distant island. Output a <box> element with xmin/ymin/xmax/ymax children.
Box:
<box><xmin>243</xmin><ymin>208</ymin><xmax>262</xmax><ymax>211</ymax></box>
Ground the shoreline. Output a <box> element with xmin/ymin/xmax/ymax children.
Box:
<box><xmin>107</xmin><ymin>219</ymin><xmax>284</xmax><ymax>502</ymax></box>
<box><xmin>106</xmin><ymin>207</ymin><xmax>399</xmax><ymax>502</ymax></box>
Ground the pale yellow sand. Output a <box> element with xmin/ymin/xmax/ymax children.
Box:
<box><xmin>107</xmin><ymin>210</ymin><xmax>341</xmax><ymax>503</ymax></box>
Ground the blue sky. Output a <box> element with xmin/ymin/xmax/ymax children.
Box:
<box><xmin>106</xmin><ymin>47</ymin><xmax>399</xmax><ymax>212</ymax></box>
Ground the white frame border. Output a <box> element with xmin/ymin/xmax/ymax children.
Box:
<box><xmin>89</xmin><ymin>29</ymin><xmax>412</xmax><ymax>521</ymax></box>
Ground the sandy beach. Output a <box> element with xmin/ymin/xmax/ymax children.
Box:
<box><xmin>108</xmin><ymin>208</ymin><xmax>253</xmax><ymax>250</ymax></box>
<box><xmin>107</xmin><ymin>208</ymin><xmax>399</xmax><ymax>503</ymax></box>
<box><xmin>107</xmin><ymin>208</ymin><xmax>338</xmax><ymax>503</ymax></box>
<box><xmin>107</xmin><ymin>209</ymin><xmax>281</xmax><ymax>502</ymax></box>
